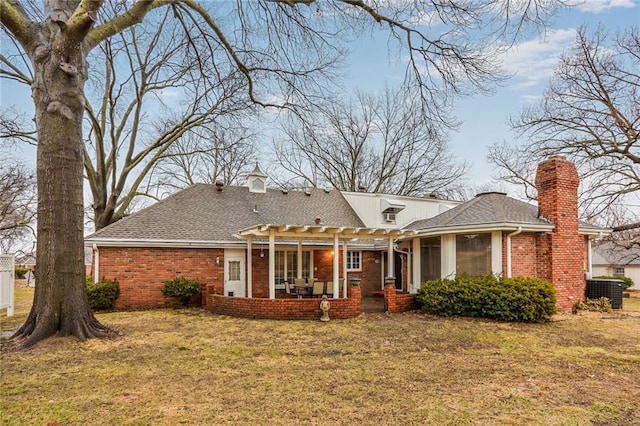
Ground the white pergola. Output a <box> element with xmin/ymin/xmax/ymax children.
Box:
<box><xmin>237</xmin><ymin>224</ymin><xmax>416</xmax><ymax>299</ymax></box>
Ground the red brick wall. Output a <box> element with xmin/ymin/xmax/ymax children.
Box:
<box><xmin>98</xmin><ymin>246</ymin><xmax>384</xmax><ymax>309</ymax></box>
<box><xmin>535</xmin><ymin>156</ymin><xmax>586</xmax><ymax>311</ymax></box>
<box><xmin>384</xmin><ymin>284</ymin><xmax>418</xmax><ymax>313</ymax></box>
<box><xmin>207</xmin><ymin>286</ymin><xmax>362</xmax><ymax>320</ymax></box>
<box><xmin>502</xmin><ymin>232</ymin><xmax>538</xmax><ymax>277</ymax></box>
<box><xmin>97</xmin><ymin>247</ymin><xmax>223</xmax><ymax>309</ymax></box>
<box><xmin>358</xmin><ymin>251</ymin><xmax>383</xmax><ymax>296</ymax></box>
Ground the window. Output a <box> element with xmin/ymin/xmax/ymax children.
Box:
<box><xmin>613</xmin><ymin>266</ymin><xmax>625</xmax><ymax>277</ymax></box>
<box><xmin>228</xmin><ymin>260</ymin><xmax>241</xmax><ymax>281</ymax></box>
<box><xmin>420</xmin><ymin>237</ymin><xmax>441</xmax><ymax>281</ymax></box>
<box><xmin>274</xmin><ymin>250</ymin><xmax>311</xmax><ymax>288</ymax></box>
<box><xmin>346</xmin><ymin>251</ymin><xmax>361</xmax><ymax>271</ymax></box>
<box><xmin>456</xmin><ymin>233</ymin><xmax>491</xmax><ymax>276</ymax></box>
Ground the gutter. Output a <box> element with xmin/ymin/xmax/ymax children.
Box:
<box><xmin>506</xmin><ymin>227</ymin><xmax>522</xmax><ymax>278</ymax></box>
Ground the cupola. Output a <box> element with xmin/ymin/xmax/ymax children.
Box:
<box><xmin>247</xmin><ymin>163</ymin><xmax>267</xmax><ymax>193</ymax></box>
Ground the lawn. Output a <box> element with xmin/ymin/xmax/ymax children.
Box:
<box><xmin>2</xmin><ymin>284</ymin><xmax>640</xmax><ymax>425</ymax></box>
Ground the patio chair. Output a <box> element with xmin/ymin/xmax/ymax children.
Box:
<box><xmin>293</xmin><ymin>278</ymin><xmax>307</xmax><ymax>298</ymax></box>
<box><xmin>325</xmin><ymin>281</ymin><xmax>333</xmax><ymax>298</ymax></box>
<box><xmin>312</xmin><ymin>280</ymin><xmax>324</xmax><ymax>297</ymax></box>
<box><xmin>284</xmin><ymin>281</ymin><xmax>300</xmax><ymax>298</ymax></box>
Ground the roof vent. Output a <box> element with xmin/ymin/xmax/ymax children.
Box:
<box><xmin>358</xmin><ymin>185</ymin><xmax>366</xmax><ymax>192</ymax></box>
<box><xmin>315</xmin><ymin>217</ymin><xmax>321</xmax><ymax>225</ymax></box>
<box><xmin>305</xmin><ymin>190</ymin><xmax>311</xmax><ymax>196</ymax></box>
<box><xmin>324</xmin><ymin>188</ymin><xmax>330</xmax><ymax>193</ymax></box>
<box><xmin>282</xmin><ymin>189</ymin><xmax>288</xmax><ymax>194</ymax></box>
<box><xmin>215</xmin><ymin>181</ymin><xmax>224</xmax><ymax>192</ymax></box>
<box><xmin>428</xmin><ymin>192</ymin><xmax>437</xmax><ymax>198</ymax></box>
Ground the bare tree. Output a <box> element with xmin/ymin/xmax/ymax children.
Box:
<box><xmin>489</xmin><ymin>25</ymin><xmax>640</xmax><ymax>221</ymax></box>
<box><xmin>82</xmin><ymin>5</ymin><xmax>257</xmax><ymax>230</ymax></box>
<box><xmin>147</xmin><ymin>125</ymin><xmax>258</xmax><ymax>196</ymax></box>
<box><xmin>0</xmin><ymin>108</ymin><xmax>36</xmax><ymax>146</ymax></box>
<box><xmin>0</xmin><ymin>159</ymin><xmax>36</xmax><ymax>254</ymax></box>
<box><xmin>272</xmin><ymin>86</ymin><xmax>468</xmax><ymax>196</ymax></box>
<box><xmin>1</xmin><ymin>0</ymin><xmax>564</xmax><ymax>348</ymax></box>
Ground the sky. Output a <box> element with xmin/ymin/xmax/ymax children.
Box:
<box><xmin>2</xmin><ymin>0</ymin><xmax>639</xmax><ymax>191</ymax></box>
<box><xmin>342</xmin><ymin>0</ymin><xmax>639</xmax><ymax>189</ymax></box>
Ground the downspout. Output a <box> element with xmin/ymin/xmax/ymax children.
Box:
<box><xmin>506</xmin><ymin>227</ymin><xmax>522</xmax><ymax>278</ymax></box>
<box><xmin>92</xmin><ymin>243</ymin><xmax>99</xmax><ymax>284</ymax></box>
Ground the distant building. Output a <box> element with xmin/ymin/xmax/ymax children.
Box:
<box><xmin>592</xmin><ymin>242</ymin><xmax>639</xmax><ymax>290</ymax></box>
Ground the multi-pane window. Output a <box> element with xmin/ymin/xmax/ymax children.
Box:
<box><xmin>274</xmin><ymin>250</ymin><xmax>311</xmax><ymax>288</ymax></box>
<box><xmin>346</xmin><ymin>251</ymin><xmax>361</xmax><ymax>271</ymax></box>
<box><xmin>613</xmin><ymin>266</ymin><xmax>625</xmax><ymax>277</ymax></box>
<box><xmin>456</xmin><ymin>233</ymin><xmax>491</xmax><ymax>277</ymax></box>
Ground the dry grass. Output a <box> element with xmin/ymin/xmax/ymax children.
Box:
<box><xmin>2</xmin><ymin>284</ymin><xmax>640</xmax><ymax>425</ymax></box>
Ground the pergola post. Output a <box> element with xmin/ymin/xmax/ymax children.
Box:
<box><xmin>247</xmin><ymin>237</ymin><xmax>253</xmax><ymax>298</ymax></box>
<box><xmin>269</xmin><ymin>230</ymin><xmax>275</xmax><ymax>299</ymax></box>
<box><xmin>387</xmin><ymin>236</ymin><xmax>394</xmax><ymax>281</ymax></box>
<box><xmin>333</xmin><ymin>233</ymin><xmax>339</xmax><ymax>298</ymax></box>
<box><xmin>297</xmin><ymin>239</ymin><xmax>303</xmax><ymax>279</ymax></box>
<box><xmin>342</xmin><ymin>240</ymin><xmax>347</xmax><ymax>298</ymax></box>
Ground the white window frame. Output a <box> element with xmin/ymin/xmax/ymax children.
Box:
<box><xmin>346</xmin><ymin>251</ymin><xmax>361</xmax><ymax>271</ymax></box>
<box><xmin>613</xmin><ymin>266</ymin><xmax>625</xmax><ymax>277</ymax></box>
<box><xmin>274</xmin><ymin>249</ymin><xmax>312</xmax><ymax>289</ymax></box>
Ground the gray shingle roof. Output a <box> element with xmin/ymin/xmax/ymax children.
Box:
<box><xmin>86</xmin><ymin>184</ymin><xmax>364</xmax><ymax>242</ymax></box>
<box><xmin>405</xmin><ymin>192</ymin><xmax>551</xmax><ymax>230</ymax></box>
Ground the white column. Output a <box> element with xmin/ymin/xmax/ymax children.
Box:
<box><xmin>412</xmin><ymin>238</ymin><xmax>420</xmax><ymax>293</ymax></box>
<box><xmin>247</xmin><ymin>237</ymin><xmax>253</xmax><ymax>298</ymax></box>
<box><xmin>387</xmin><ymin>236</ymin><xmax>394</xmax><ymax>278</ymax></box>
<box><xmin>491</xmin><ymin>231</ymin><xmax>502</xmax><ymax>276</ymax></box>
<box><xmin>333</xmin><ymin>233</ymin><xmax>339</xmax><ymax>298</ymax></box>
<box><xmin>442</xmin><ymin>234</ymin><xmax>456</xmax><ymax>278</ymax></box>
<box><xmin>342</xmin><ymin>240</ymin><xmax>347</xmax><ymax>298</ymax></box>
<box><xmin>269</xmin><ymin>231</ymin><xmax>275</xmax><ymax>299</ymax></box>
<box><xmin>297</xmin><ymin>239</ymin><xmax>303</xmax><ymax>279</ymax></box>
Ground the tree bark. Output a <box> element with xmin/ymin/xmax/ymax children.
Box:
<box><xmin>10</xmin><ymin>6</ymin><xmax>110</xmax><ymax>348</ymax></box>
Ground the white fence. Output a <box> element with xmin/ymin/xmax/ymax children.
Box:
<box><xmin>0</xmin><ymin>254</ymin><xmax>15</xmax><ymax>316</ymax></box>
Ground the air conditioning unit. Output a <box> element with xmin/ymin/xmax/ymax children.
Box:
<box><xmin>383</xmin><ymin>212</ymin><xmax>396</xmax><ymax>223</ymax></box>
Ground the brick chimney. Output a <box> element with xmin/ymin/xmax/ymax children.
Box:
<box><xmin>535</xmin><ymin>156</ymin><xmax>585</xmax><ymax>311</ymax></box>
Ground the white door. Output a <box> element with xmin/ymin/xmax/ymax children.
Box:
<box><xmin>224</xmin><ymin>249</ymin><xmax>245</xmax><ymax>297</ymax></box>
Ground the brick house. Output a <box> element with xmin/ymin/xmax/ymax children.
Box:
<box><xmin>86</xmin><ymin>157</ymin><xmax>608</xmax><ymax>316</ymax></box>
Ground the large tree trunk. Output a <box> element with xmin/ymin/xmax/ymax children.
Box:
<box><xmin>10</xmin><ymin>13</ymin><xmax>110</xmax><ymax>348</ymax></box>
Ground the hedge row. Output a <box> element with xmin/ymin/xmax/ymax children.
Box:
<box><xmin>416</xmin><ymin>275</ymin><xmax>557</xmax><ymax>322</ymax></box>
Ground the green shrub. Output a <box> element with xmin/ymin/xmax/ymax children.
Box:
<box><xmin>592</xmin><ymin>275</ymin><xmax>633</xmax><ymax>290</ymax></box>
<box><xmin>86</xmin><ymin>278</ymin><xmax>120</xmax><ymax>311</ymax></box>
<box><xmin>577</xmin><ymin>297</ymin><xmax>612</xmax><ymax>313</ymax></box>
<box><xmin>15</xmin><ymin>267</ymin><xmax>28</xmax><ymax>279</ymax></box>
<box><xmin>416</xmin><ymin>275</ymin><xmax>557</xmax><ymax>322</ymax></box>
<box><xmin>161</xmin><ymin>277</ymin><xmax>201</xmax><ymax>306</ymax></box>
